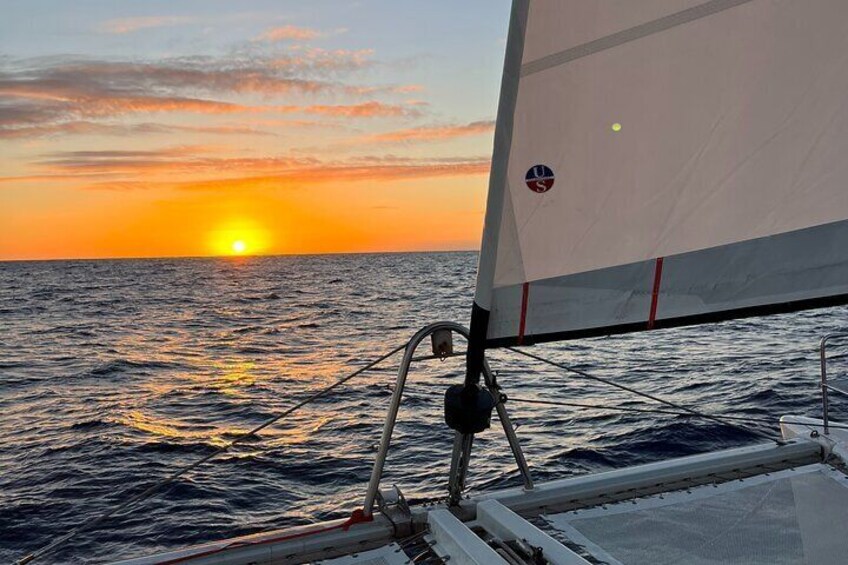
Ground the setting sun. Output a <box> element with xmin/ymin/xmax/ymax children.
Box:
<box><xmin>208</xmin><ymin>217</ymin><xmax>272</xmax><ymax>257</ymax></box>
<box><xmin>231</xmin><ymin>240</ymin><xmax>247</xmax><ymax>254</ymax></box>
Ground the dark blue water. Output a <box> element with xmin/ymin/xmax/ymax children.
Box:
<box><xmin>1</xmin><ymin>252</ymin><xmax>846</xmax><ymax>563</ymax></box>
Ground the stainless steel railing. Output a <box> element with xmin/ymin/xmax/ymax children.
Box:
<box><xmin>820</xmin><ymin>332</ymin><xmax>848</xmax><ymax>434</ymax></box>
<box><xmin>361</xmin><ymin>321</ymin><xmax>533</xmax><ymax>516</ymax></box>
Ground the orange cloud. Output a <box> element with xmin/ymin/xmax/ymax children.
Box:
<box><xmin>0</xmin><ymin>54</ymin><xmax>426</xmax><ymax>139</ymax></box>
<box><xmin>240</xmin><ymin>118</ymin><xmax>350</xmax><ymax>130</ymax></box>
<box><xmin>301</xmin><ymin>101</ymin><xmax>422</xmax><ymax>118</ymax></box>
<box><xmin>0</xmin><ymin>173</ymin><xmax>117</xmax><ymax>184</ymax></box>
<box><xmin>75</xmin><ymin>95</ymin><xmax>250</xmax><ymax>116</ymax></box>
<box><xmin>64</xmin><ymin>164</ymin><xmax>483</xmax><ymax>194</ymax></box>
<box><xmin>0</xmin><ymin>119</ymin><xmax>282</xmax><ymax>140</ymax></box>
<box><xmin>364</xmin><ymin>120</ymin><xmax>494</xmax><ymax>143</ymax></box>
<box><xmin>258</xmin><ymin>25</ymin><xmax>321</xmax><ymax>42</ymax></box>
<box><xmin>98</xmin><ymin>160</ymin><xmax>490</xmax><ymax>191</ymax></box>
<box><xmin>393</xmin><ymin>85</ymin><xmax>425</xmax><ymax>94</ymax></box>
<box><xmin>270</xmin><ymin>48</ymin><xmax>374</xmax><ymax>73</ymax></box>
<box><xmin>5</xmin><ymin>147</ymin><xmax>490</xmax><ymax>190</ymax></box>
<box><xmin>0</xmin><ymin>121</ymin><xmax>115</xmax><ymax>139</ymax></box>
<box><xmin>0</xmin><ymin>62</ymin><xmax>330</xmax><ymax>99</ymax></box>
<box><xmin>97</xmin><ymin>16</ymin><xmax>196</xmax><ymax>34</ymax></box>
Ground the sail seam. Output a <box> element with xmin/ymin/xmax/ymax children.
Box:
<box><xmin>517</xmin><ymin>282</ymin><xmax>530</xmax><ymax>344</ymax></box>
<box><xmin>648</xmin><ymin>257</ymin><xmax>665</xmax><ymax>330</ymax></box>
<box><xmin>521</xmin><ymin>0</ymin><xmax>757</xmax><ymax>77</ymax></box>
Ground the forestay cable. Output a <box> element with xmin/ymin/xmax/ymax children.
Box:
<box><xmin>16</xmin><ymin>343</ymin><xmax>407</xmax><ymax>565</ymax></box>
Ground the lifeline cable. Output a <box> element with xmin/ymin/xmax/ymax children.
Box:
<box><xmin>16</xmin><ymin>342</ymin><xmax>407</xmax><ymax>565</ymax></box>
<box><xmin>505</xmin><ymin>347</ymin><xmax>783</xmax><ymax>444</ymax></box>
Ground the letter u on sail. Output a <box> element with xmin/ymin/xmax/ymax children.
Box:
<box><xmin>473</xmin><ymin>0</ymin><xmax>848</xmax><ymax>348</ymax></box>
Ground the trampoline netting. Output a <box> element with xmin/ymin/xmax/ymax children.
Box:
<box><xmin>543</xmin><ymin>464</ymin><xmax>848</xmax><ymax>565</ymax></box>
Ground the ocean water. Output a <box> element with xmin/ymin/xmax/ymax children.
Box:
<box><xmin>1</xmin><ymin>252</ymin><xmax>846</xmax><ymax>563</ymax></box>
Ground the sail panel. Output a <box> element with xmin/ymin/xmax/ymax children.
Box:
<box><xmin>521</xmin><ymin>0</ymin><xmax>718</xmax><ymax>66</ymax></box>
<box><xmin>487</xmin><ymin>219</ymin><xmax>848</xmax><ymax>346</ymax></box>
<box><xmin>500</xmin><ymin>0</ymin><xmax>848</xmax><ymax>287</ymax></box>
<box><xmin>475</xmin><ymin>0</ymin><xmax>848</xmax><ymax>345</ymax></box>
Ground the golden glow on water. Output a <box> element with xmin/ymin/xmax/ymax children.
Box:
<box><xmin>217</xmin><ymin>361</ymin><xmax>256</xmax><ymax>395</ymax></box>
<box><xmin>114</xmin><ymin>410</ymin><xmax>255</xmax><ymax>447</ymax></box>
<box><xmin>268</xmin><ymin>414</ymin><xmax>335</xmax><ymax>446</ymax></box>
<box><xmin>119</xmin><ymin>411</ymin><xmax>183</xmax><ymax>439</ymax></box>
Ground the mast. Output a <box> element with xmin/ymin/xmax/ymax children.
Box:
<box><xmin>464</xmin><ymin>0</ymin><xmax>530</xmax><ymax>390</ymax></box>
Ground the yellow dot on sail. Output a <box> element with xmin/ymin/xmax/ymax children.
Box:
<box><xmin>611</xmin><ymin>122</ymin><xmax>622</xmax><ymax>132</ymax></box>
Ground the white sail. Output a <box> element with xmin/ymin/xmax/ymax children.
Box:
<box><xmin>475</xmin><ymin>0</ymin><xmax>848</xmax><ymax>346</ymax></box>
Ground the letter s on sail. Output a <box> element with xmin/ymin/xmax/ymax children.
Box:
<box><xmin>525</xmin><ymin>164</ymin><xmax>555</xmax><ymax>193</ymax></box>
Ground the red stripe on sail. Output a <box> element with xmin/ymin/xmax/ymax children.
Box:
<box><xmin>518</xmin><ymin>282</ymin><xmax>530</xmax><ymax>344</ymax></box>
<box><xmin>648</xmin><ymin>257</ymin><xmax>664</xmax><ymax>330</ymax></box>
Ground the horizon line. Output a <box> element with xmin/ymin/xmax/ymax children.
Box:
<box><xmin>0</xmin><ymin>248</ymin><xmax>480</xmax><ymax>264</ymax></box>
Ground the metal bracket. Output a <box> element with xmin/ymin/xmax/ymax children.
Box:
<box><xmin>431</xmin><ymin>329</ymin><xmax>453</xmax><ymax>360</ymax></box>
<box><xmin>376</xmin><ymin>485</ymin><xmax>412</xmax><ymax>537</ymax></box>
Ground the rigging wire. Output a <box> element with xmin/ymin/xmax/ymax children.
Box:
<box><xmin>506</xmin><ymin>396</ymin><xmax>848</xmax><ymax>431</ymax></box>
<box><xmin>407</xmin><ymin>386</ymin><xmax>844</xmax><ymax>430</ymax></box>
<box><xmin>405</xmin><ymin>389</ymin><xmax>847</xmax><ymax>430</ymax></box>
<box><xmin>504</xmin><ymin>347</ymin><xmax>784</xmax><ymax>444</ymax></box>
<box><xmin>15</xmin><ymin>343</ymin><xmax>408</xmax><ymax>565</ymax></box>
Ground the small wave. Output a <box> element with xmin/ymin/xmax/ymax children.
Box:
<box><xmin>70</xmin><ymin>419</ymin><xmax>108</xmax><ymax>430</ymax></box>
<box><xmin>232</xmin><ymin>325</ymin><xmax>264</xmax><ymax>334</ymax></box>
<box><xmin>133</xmin><ymin>440</ymin><xmax>221</xmax><ymax>456</ymax></box>
<box><xmin>739</xmin><ymin>388</ymin><xmax>782</xmax><ymax>403</ymax></box>
<box><xmin>89</xmin><ymin>359</ymin><xmax>183</xmax><ymax>376</ymax></box>
<box><xmin>235</xmin><ymin>346</ymin><xmax>276</xmax><ymax>354</ymax></box>
<box><xmin>555</xmin><ymin>446</ymin><xmax>617</xmax><ymax>468</ymax></box>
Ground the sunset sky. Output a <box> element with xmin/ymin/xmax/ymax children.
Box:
<box><xmin>0</xmin><ymin>1</ymin><xmax>510</xmax><ymax>260</ymax></box>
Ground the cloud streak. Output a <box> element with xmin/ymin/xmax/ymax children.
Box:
<box><xmin>3</xmin><ymin>146</ymin><xmax>489</xmax><ymax>189</ymax></box>
<box><xmin>0</xmin><ymin>120</ymin><xmax>275</xmax><ymax>139</ymax></box>
<box><xmin>257</xmin><ymin>25</ymin><xmax>321</xmax><ymax>42</ymax></box>
<box><xmin>0</xmin><ymin>54</ymin><xmax>424</xmax><ymax>138</ymax></box>
<box><xmin>97</xmin><ymin>16</ymin><xmax>196</xmax><ymax>34</ymax></box>
<box><xmin>298</xmin><ymin>101</ymin><xmax>422</xmax><ymax>118</ymax></box>
<box><xmin>363</xmin><ymin>120</ymin><xmax>494</xmax><ymax>143</ymax></box>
